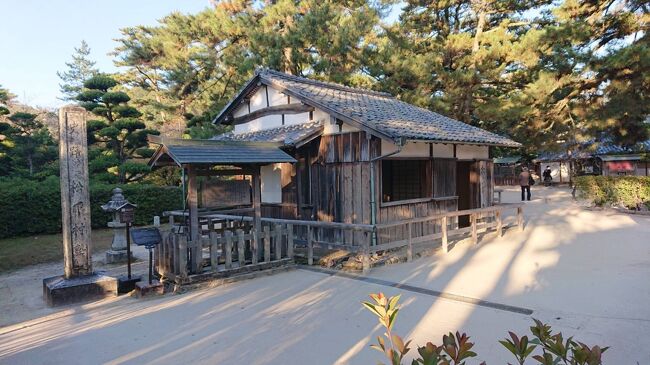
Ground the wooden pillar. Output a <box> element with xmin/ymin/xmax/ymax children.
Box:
<box><xmin>251</xmin><ymin>165</ymin><xmax>262</xmax><ymax>234</ymax></box>
<box><xmin>471</xmin><ymin>213</ymin><xmax>478</xmax><ymax>244</ymax></box>
<box><xmin>441</xmin><ymin>216</ymin><xmax>448</xmax><ymax>253</ymax></box>
<box><xmin>496</xmin><ymin>210</ymin><xmax>503</xmax><ymax>237</ymax></box>
<box><xmin>406</xmin><ymin>222</ymin><xmax>413</xmax><ymax>262</ymax></box>
<box><xmin>307</xmin><ymin>226</ymin><xmax>313</xmax><ymax>266</ymax></box>
<box><xmin>362</xmin><ymin>232</ymin><xmax>371</xmax><ymax>274</ymax></box>
<box><xmin>187</xmin><ymin>165</ymin><xmax>199</xmax><ymax>241</ymax></box>
<box><xmin>187</xmin><ymin>165</ymin><xmax>200</xmax><ymax>273</ymax></box>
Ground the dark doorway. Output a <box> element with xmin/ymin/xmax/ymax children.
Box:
<box><xmin>456</xmin><ymin>161</ymin><xmax>472</xmax><ymax>227</ymax></box>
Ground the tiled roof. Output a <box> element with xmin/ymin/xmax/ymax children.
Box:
<box><xmin>149</xmin><ymin>139</ymin><xmax>296</xmax><ymax>166</ymax></box>
<box><xmin>214</xmin><ymin>69</ymin><xmax>521</xmax><ymax>148</ymax></box>
<box><xmin>213</xmin><ymin>121</ymin><xmax>323</xmax><ymax>147</ymax></box>
<box><xmin>535</xmin><ymin>138</ymin><xmax>650</xmax><ymax>162</ymax></box>
<box><xmin>493</xmin><ymin>156</ymin><xmax>522</xmax><ymax>164</ymax></box>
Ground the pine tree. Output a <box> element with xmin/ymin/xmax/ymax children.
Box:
<box><xmin>77</xmin><ymin>74</ymin><xmax>159</xmax><ymax>183</ymax></box>
<box><xmin>57</xmin><ymin>40</ymin><xmax>98</xmax><ymax>101</ymax></box>
<box><xmin>0</xmin><ymin>112</ymin><xmax>57</xmax><ymax>177</ymax></box>
<box><xmin>0</xmin><ymin>84</ymin><xmax>13</xmax><ymax>116</ymax></box>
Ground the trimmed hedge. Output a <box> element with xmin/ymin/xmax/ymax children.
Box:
<box><xmin>0</xmin><ymin>176</ymin><xmax>182</xmax><ymax>238</ymax></box>
<box><xmin>575</xmin><ymin>175</ymin><xmax>650</xmax><ymax>209</ymax></box>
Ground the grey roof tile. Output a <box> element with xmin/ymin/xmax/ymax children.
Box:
<box><xmin>255</xmin><ymin>69</ymin><xmax>521</xmax><ymax>147</ymax></box>
<box><xmin>156</xmin><ymin>140</ymin><xmax>296</xmax><ymax>165</ymax></box>
<box><xmin>213</xmin><ymin>121</ymin><xmax>323</xmax><ymax>146</ymax></box>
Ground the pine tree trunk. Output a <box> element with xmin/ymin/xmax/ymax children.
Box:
<box><xmin>463</xmin><ymin>1</ymin><xmax>487</xmax><ymax>124</ymax></box>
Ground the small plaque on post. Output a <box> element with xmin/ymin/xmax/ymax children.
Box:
<box><xmin>118</xmin><ymin>204</ymin><xmax>136</xmax><ymax>224</ymax></box>
<box><xmin>130</xmin><ymin>228</ymin><xmax>162</xmax><ymax>249</ymax></box>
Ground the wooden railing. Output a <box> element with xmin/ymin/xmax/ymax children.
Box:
<box><xmin>156</xmin><ymin>223</ymin><xmax>295</xmax><ymax>284</ymax></box>
<box><xmin>158</xmin><ymin>203</ymin><xmax>524</xmax><ymax>281</ymax></box>
<box><xmin>374</xmin><ymin>203</ymin><xmax>523</xmax><ymax>262</ymax></box>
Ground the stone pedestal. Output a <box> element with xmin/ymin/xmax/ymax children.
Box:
<box><xmin>105</xmin><ymin>249</ymin><xmax>130</xmax><ymax>264</ymax></box>
<box><xmin>43</xmin><ymin>273</ymin><xmax>118</xmax><ymax>307</ymax></box>
<box><xmin>117</xmin><ymin>275</ymin><xmax>142</xmax><ymax>294</ymax></box>
<box><xmin>135</xmin><ymin>280</ymin><xmax>164</xmax><ymax>298</ymax></box>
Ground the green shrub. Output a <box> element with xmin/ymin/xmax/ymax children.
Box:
<box><xmin>575</xmin><ymin>175</ymin><xmax>650</xmax><ymax>209</ymax></box>
<box><xmin>363</xmin><ymin>293</ymin><xmax>608</xmax><ymax>365</ymax></box>
<box><xmin>0</xmin><ymin>177</ymin><xmax>182</xmax><ymax>238</ymax></box>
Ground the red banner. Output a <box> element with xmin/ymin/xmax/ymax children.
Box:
<box><xmin>606</xmin><ymin>161</ymin><xmax>634</xmax><ymax>172</ymax></box>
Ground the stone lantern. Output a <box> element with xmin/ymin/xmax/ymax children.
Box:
<box><xmin>101</xmin><ymin>188</ymin><xmax>133</xmax><ymax>263</ymax></box>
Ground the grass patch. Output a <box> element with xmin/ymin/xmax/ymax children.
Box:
<box><xmin>0</xmin><ymin>229</ymin><xmax>114</xmax><ymax>273</ymax></box>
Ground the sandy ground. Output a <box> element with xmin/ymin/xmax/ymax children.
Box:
<box><xmin>0</xmin><ymin>186</ymin><xmax>648</xmax><ymax>364</ymax></box>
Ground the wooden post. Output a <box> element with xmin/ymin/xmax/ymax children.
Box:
<box><xmin>496</xmin><ymin>210</ymin><xmax>503</xmax><ymax>237</ymax></box>
<box><xmin>178</xmin><ymin>234</ymin><xmax>188</xmax><ymax>278</ymax></box>
<box><xmin>187</xmin><ymin>165</ymin><xmax>201</xmax><ymax>273</ymax></box>
<box><xmin>187</xmin><ymin>165</ymin><xmax>199</xmax><ymax>241</ymax></box>
<box><xmin>274</xmin><ymin>224</ymin><xmax>283</xmax><ymax>260</ymax></box>
<box><xmin>264</xmin><ymin>225</ymin><xmax>271</xmax><ymax>263</ymax></box>
<box><xmin>362</xmin><ymin>231</ymin><xmax>371</xmax><ymax>274</ymax></box>
<box><xmin>406</xmin><ymin>222</ymin><xmax>413</xmax><ymax>262</ymax></box>
<box><xmin>517</xmin><ymin>207</ymin><xmax>524</xmax><ymax>231</ymax></box>
<box><xmin>471</xmin><ymin>213</ymin><xmax>478</xmax><ymax>244</ymax></box>
<box><xmin>287</xmin><ymin>224</ymin><xmax>294</xmax><ymax>259</ymax></box>
<box><xmin>251</xmin><ymin>165</ymin><xmax>262</xmax><ymax>234</ymax></box>
<box><xmin>307</xmin><ymin>226</ymin><xmax>313</xmax><ymax>266</ymax></box>
<box><xmin>193</xmin><ymin>239</ymin><xmax>203</xmax><ymax>273</ymax></box>
<box><xmin>251</xmin><ymin>229</ymin><xmax>259</xmax><ymax>265</ymax></box>
<box><xmin>224</xmin><ymin>230</ymin><xmax>233</xmax><ymax>269</ymax></box>
<box><xmin>237</xmin><ymin>229</ymin><xmax>246</xmax><ymax>266</ymax></box>
<box><xmin>172</xmin><ymin>233</ymin><xmax>179</xmax><ymax>274</ymax></box>
<box><xmin>209</xmin><ymin>232</ymin><xmax>219</xmax><ymax>272</ymax></box>
<box><xmin>441</xmin><ymin>216</ymin><xmax>448</xmax><ymax>253</ymax></box>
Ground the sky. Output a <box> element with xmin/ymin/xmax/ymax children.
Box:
<box><xmin>0</xmin><ymin>0</ymin><xmax>210</xmax><ymax>108</ymax></box>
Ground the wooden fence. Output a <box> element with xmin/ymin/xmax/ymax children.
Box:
<box><xmin>157</xmin><ymin>223</ymin><xmax>295</xmax><ymax>284</ymax></box>
<box><xmin>158</xmin><ymin>203</ymin><xmax>524</xmax><ymax>282</ymax></box>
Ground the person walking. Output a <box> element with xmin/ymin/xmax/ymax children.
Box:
<box><xmin>519</xmin><ymin>167</ymin><xmax>532</xmax><ymax>201</ymax></box>
<box><xmin>543</xmin><ymin>166</ymin><xmax>552</xmax><ymax>186</ymax></box>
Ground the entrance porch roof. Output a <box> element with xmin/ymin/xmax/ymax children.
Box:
<box><xmin>148</xmin><ymin>136</ymin><xmax>296</xmax><ymax>167</ymax></box>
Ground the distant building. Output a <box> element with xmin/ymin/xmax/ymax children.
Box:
<box><xmin>535</xmin><ymin>139</ymin><xmax>650</xmax><ymax>182</ymax></box>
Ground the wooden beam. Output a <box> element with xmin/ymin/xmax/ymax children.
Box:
<box><xmin>230</xmin><ymin>104</ymin><xmax>314</xmax><ymax>125</ymax></box>
<box><xmin>194</xmin><ymin>168</ymin><xmax>254</xmax><ymax>176</ymax></box>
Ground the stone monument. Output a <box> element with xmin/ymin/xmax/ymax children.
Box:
<box><xmin>102</xmin><ymin>188</ymin><xmax>130</xmax><ymax>263</ymax></box>
<box><xmin>43</xmin><ymin>106</ymin><xmax>117</xmax><ymax>307</ymax></box>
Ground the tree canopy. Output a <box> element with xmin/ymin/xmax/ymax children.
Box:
<box><xmin>57</xmin><ymin>40</ymin><xmax>99</xmax><ymax>101</ymax></box>
<box><xmin>108</xmin><ymin>0</ymin><xmax>648</xmax><ymax>153</ymax></box>
<box><xmin>77</xmin><ymin>74</ymin><xmax>159</xmax><ymax>183</ymax></box>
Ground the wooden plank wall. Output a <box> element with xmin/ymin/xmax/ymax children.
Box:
<box><xmin>433</xmin><ymin>159</ymin><xmax>457</xmax><ymax>197</ymax></box>
<box><xmin>306</xmin><ymin>131</ymin><xmax>379</xmax><ymax>245</ymax></box>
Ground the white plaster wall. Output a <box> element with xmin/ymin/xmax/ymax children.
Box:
<box><xmin>261</xmin><ymin>164</ymin><xmax>282</xmax><ymax>203</ymax></box>
<box><xmin>379</xmin><ymin>141</ymin><xmax>454</xmax><ymax>158</ymax></box>
<box><xmin>231</xmin><ymin>85</ymin><xmax>331</xmax><ymax>133</ymax></box>
<box><xmin>323</xmin><ymin>119</ymin><xmax>360</xmax><ymax>135</ymax></box>
<box><xmin>456</xmin><ymin>145</ymin><xmax>489</xmax><ymax>160</ymax></box>
<box><xmin>431</xmin><ymin>143</ymin><xmax>454</xmax><ymax>158</ymax></box>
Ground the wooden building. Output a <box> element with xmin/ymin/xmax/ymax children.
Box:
<box><xmin>535</xmin><ymin>139</ymin><xmax>650</xmax><ymax>180</ymax></box>
<box><xmin>148</xmin><ymin>70</ymin><xmax>524</xmax><ymax>280</ymax></box>
<box><xmin>206</xmin><ymin>69</ymin><xmax>520</xmax><ymax>243</ymax></box>
<box><xmin>493</xmin><ymin>156</ymin><xmax>523</xmax><ymax>186</ymax></box>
